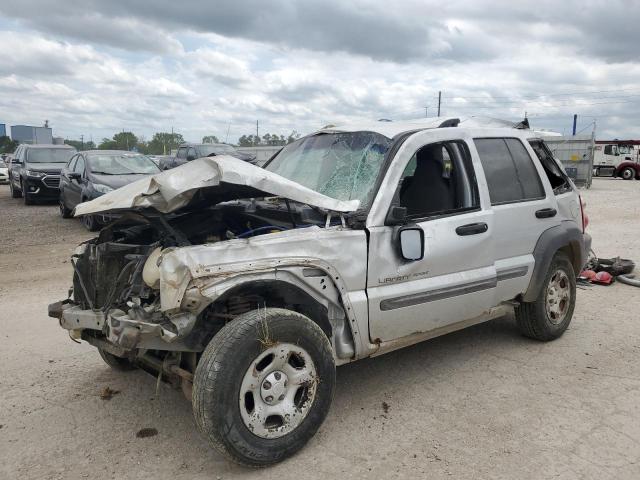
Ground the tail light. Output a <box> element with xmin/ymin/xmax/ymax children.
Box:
<box><xmin>579</xmin><ymin>195</ymin><xmax>589</xmax><ymax>232</ymax></box>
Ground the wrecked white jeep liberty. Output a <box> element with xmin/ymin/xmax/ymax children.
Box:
<box><xmin>49</xmin><ymin>117</ymin><xmax>591</xmax><ymax>466</ymax></box>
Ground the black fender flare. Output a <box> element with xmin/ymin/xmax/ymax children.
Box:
<box><xmin>523</xmin><ymin>222</ymin><xmax>588</xmax><ymax>302</ymax></box>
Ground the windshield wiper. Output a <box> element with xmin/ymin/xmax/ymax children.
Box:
<box><xmin>91</xmin><ymin>171</ymin><xmax>117</xmax><ymax>175</ymax></box>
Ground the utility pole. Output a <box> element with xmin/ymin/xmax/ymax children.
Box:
<box><xmin>425</xmin><ymin>106</ymin><xmax>428</xmax><ymax>118</ymax></box>
<box><xmin>256</xmin><ymin>120</ymin><xmax>259</xmax><ymax>146</ymax></box>
<box><xmin>80</xmin><ymin>134</ymin><xmax>84</xmax><ymax>151</ymax></box>
<box><xmin>437</xmin><ymin>91</ymin><xmax>442</xmax><ymax>117</ymax></box>
<box><xmin>572</xmin><ymin>114</ymin><xmax>577</xmax><ymax>136</ymax></box>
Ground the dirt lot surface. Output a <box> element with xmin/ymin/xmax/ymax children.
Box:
<box><xmin>1</xmin><ymin>179</ymin><xmax>639</xmax><ymax>480</ymax></box>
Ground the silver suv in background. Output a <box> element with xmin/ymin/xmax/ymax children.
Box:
<box><xmin>49</xmin><ymin>117</ymin><xmax>590</xmax><ymax>466</ymax></box>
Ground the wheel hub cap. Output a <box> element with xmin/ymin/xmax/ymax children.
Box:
<box><xmin>239</xmin><ymin>343</ymin><xmax>317</xmax><ymax>439</ymax></box>
<box><xmin>260</xmin><ymin>371</ymin><xmax>289</xmax><ymax>405</ymax></box>
<box><xmin>546</xmin><ymin>270</ymin><xmax>571</xmax><ymax>324</ymax></box>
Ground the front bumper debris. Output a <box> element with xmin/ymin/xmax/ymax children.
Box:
<box><xmin>48</xmin><ymin>300</ymin><xmax>196</xmax><ymax>351</ymax></box>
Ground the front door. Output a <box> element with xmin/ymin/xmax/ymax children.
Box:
<box><xmin>366</xmin><ymin>132</ymin><xmax>496</xmax><ymax>342</ymax></box>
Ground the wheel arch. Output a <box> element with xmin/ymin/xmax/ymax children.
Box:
<box><xmin>522</xmin><ymin>222</ymin><xmax>588</xmax><ymax>302</ymax></box>
<box><xmin>186</xmin><ymin>269</ymin><xmax>358</xmax><ymax>362</ymax></box>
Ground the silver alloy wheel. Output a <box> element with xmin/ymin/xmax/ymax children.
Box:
<box><xmin>623</xmin><ymin>168</ymin><xmax>635</xmax><ymax>180</ymax></box>
<box><xmin>546</xmin><ymin>270</ymin><xmax>571</xmax><ymax>324</ymax></box>
<box><xmin>239</xmin><ymin>342</ymin><xmax>317</xmax><ymax>439</ymax></box>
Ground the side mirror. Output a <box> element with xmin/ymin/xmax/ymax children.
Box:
<box><xmin>68</xmin><ymin>172</ymin><xmax>81</xmax><ymax>180</ymax></box>
<box><xmin>397</xmin><ymin>225</ymin><xmax>424</xmax><ymax>261</ymax></box>
<box><xmin>11</xmin><ymin>158</ymin><xmax>22</xmax><ymax>165</ymax></box>
<box><xmin>385</xmin><ymin>206</ymin><xmax>407</xmax><ymax>226</ymax></box>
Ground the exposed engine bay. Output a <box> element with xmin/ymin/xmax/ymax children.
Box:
<box><xmin>62</xmin><ymin>198</ymin><xmax>335</xmax><ymax>352</ymax></box>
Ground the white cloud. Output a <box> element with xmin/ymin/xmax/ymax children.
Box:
<box><xmin>0</xmin><ymin>1</ymin><xmax>639</xmax><ymax>141</ymax></box>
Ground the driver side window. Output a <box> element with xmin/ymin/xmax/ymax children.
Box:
<box><xmin>176</xmin><ymin>147</ymin><xmax>188</xmax><ymax>159</ymax></box>
<box><xmin>396</xmin><ymin>141</ymin><xmax>479</xmax><ymax>220</ymax></box>
<box><xmin>74</xmin><ymin>156</ymin><xmax>85</xmax><ymax>175</ymax></box>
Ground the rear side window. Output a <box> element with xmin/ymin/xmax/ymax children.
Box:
<box><xmin>528</xmin><ymin>140</ymin><xmax>571</xmax><ymax>194</ymax></box>
<box><xmin>474</xmin><ymin>138</ymin><xmax>545</xmax><ymax>205</ymax></box>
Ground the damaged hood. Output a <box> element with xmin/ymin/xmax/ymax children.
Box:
<box><xmin>74</xmin><ymin>156</ymin><xmax>360</xmax><ymax>216</ymax></box>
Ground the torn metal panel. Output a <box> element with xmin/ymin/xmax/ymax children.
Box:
<box><xmin>74</xmin><ymin>156</ymin><xmax>360</xmax><ymax>216</ymax></box>
<box><xmin>157</xmin><ymin>226</ymin><xmax>368</xmax><ymax>311</ymax></box>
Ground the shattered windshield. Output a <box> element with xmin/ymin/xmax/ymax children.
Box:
<box><xmin>264</xmin><ymin>131</ymin><xmax>392</xmax><ymax>203</ymax></box>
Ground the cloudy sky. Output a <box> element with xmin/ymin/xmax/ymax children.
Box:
<box><xmin>1</xmin><ymin>0</ymin><xmax>639</xmax><ymax>143</ymax></box>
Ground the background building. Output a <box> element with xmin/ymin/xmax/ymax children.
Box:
<box><xmin>0</xmin><ymin>123</ymin><xmax>6</xmax><ymax>137</ymax></box>
<box><xmin>10</xmin><ymin>125</ymin><xmax>53</xmax><ymax>144</ymax></box>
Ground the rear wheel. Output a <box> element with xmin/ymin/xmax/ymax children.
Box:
<box><xmin>515</xmin><ymin>252</ymin><xmax>576</xmax><ymax>341</ymax></box>
<box><xmin>193</xmin><ymin>308</ymin><xmax>335</xmax><ymax>467</ymax></box>
<box><xmin>621</xmin><ymin>167</ymin><xmax>635</xmax><ymax>180</ymax></box>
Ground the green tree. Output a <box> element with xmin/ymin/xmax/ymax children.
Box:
<box><xmin>113</xmin><ymin>131</ymin><xmax>138</xmax><ymax>150</ymax></box>
<box><xmin>238</xmin><ymin>135</ymin><xmax>253</xmax><ymax>147</ymax></box>
<box><xmin>286</xmin><ymin>130</ymin><xmax>301</xmax><ymax>144</ymax></box>
<box><xmin>65</xmin><ymin>139</ymin><xmax>96</xmax><ymax>151</ymax></box>
<box><xmin>0</xmin><ymin>136</ymin><xmax>18</xmax><ymax>154</ymax></box>
<box><xmin>202</xmin><ymin>135</ymin><xmax>220</xmax><ymax>144</ymax></box>
<box><xmin>146</xmin><ymin>132</ymin><xmax>185</xmax><ymax>155</ymax></box>
<box><xmin>98</xmin><ymin>131</ymin><xmax>138</xmax><ymax>151</ymax></box>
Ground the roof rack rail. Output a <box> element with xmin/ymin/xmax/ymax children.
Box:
<box><xmin>438</xmin><ymin>118</ymin><xmax>460</xmax><ymax>128</ymax></box>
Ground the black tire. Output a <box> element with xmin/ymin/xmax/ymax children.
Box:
<box><xmin>82</xmin><ymin>214</ymin><xmax>100</xmax><ymax>231</ymax></box>
<box><xmin>9</xmin><ymin>179</ymin><xmax>21</xmax><ymax>198</ymax></box>
<box><xmin>515</xmin><ymin>252</ymin><xmax>576</xmax><ymax>341</ymax></box>
<box><xmin>22</xmin><ymin>182</ymin><xmax>34</xmax><ymax>205</ymax></box>
<box><xmin>621</xmin><ymin>167</ymin><xmax>635</xmax><ymax>180</ymax></box>
<box><xmin>59</xmin><ymin>196</ymin><xmax>73</xmax><ymax>218</ymax></box>
<box><xmin>193</xmin><ymin>308</ymin><xmax>335</xmax><ymax>467</ymax></box>
<box><xmin>98</xmin><ymin>348</ymin><xmax>136</xmax><ymax>371</ymax></box>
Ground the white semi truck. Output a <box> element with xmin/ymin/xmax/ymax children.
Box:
<box><xmin>593</xmin><ymin>140</ymin><xmax>640</xmax><ymax>179</ymax></box>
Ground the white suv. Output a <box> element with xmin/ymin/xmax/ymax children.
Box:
<box><xmin>49</xmin><ymin>117</ymin><xmax>591</xmax><ymax>466</ymax></box>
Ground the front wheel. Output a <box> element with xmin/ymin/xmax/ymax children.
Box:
<box><xmin>515</xmin><ymin>252</ymin><xmax>576</xmax><ymax>341</ymax></box>
<box><xmin>81</xmin><ymin>213</ymin><xmax>100</xmax><ymax>231</ymax></box>
<box><xmin>9</xmin><ymin>179</ymin><xmax>22</xmax><ymax>198</ymax></box>
<box><xmin>621</xmin><ymin>167</ymin><xmax>636</xmax><ymax>180</ymax></box>
<box><xmin>59</xmin><ymin>196</ymin><xmax>73</xmax><ymax>218</ymax></box>
<box><xmin>22</xmin><ymin>181</ymin><xmax>34</xmax><ymax>205</ymax></box>
<box><xmin>192</xmin><ymin>308</ymin><xmax>335</xmax><ymax>467</ymax></box>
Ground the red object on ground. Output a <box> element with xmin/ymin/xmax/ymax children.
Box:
<box><xmin>580</xmin><ymin>270</ymin><xmax>597</xmax><ymax>280</ymax></box>
<box><xmin>593</xmin><ymin>271</ymin><xmax>614</xmax><ymax>285</ymax></box>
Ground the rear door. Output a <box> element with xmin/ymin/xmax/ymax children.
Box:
<box><xmin>472</xmin><ymin>137</ymin><xmax>561</xmax><ymax>303</ymax></box>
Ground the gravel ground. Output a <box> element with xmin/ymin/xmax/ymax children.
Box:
<box><xmin>1</xmin><ymin>178</ymin><xmax>639</xmax><ymax>480</ymax></box>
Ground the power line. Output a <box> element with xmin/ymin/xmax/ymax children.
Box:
<box><xmin>441</xmin><ymin>87</ymin><xmax>640</xmax><ymax>100</ymax></box>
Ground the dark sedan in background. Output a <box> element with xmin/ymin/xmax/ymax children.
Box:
<box><xmin>159</xmin><ymin>143</ymin><xmax>257</xmax><ymax>170</ymax></box>
<box><xmin>59</xmin><ymin>150</ymin><xmax>160</xmax><ymax>230</ymax></box>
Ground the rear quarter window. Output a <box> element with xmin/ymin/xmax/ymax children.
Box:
<box><xmin>474</xmin><ymin>138</ymin><xmax>545</xmax><ymax>205</ymax></box>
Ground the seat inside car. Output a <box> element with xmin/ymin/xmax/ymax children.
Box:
<box><xmin>400</xmin><ymin>144</ymin><xmax>456</xmax><ymax>217</ymax></box>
